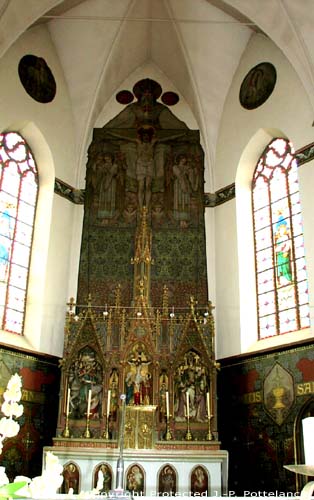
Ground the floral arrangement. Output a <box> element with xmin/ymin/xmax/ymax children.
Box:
<box><xmin>0</xmin><ymin>373</ymin><xmax>25</xmax><ymax>499</ymax></box>
<box><xmin>0</xmin><ymin>373</ymin><xmax>23</xmax><ymax>454</ymax></box>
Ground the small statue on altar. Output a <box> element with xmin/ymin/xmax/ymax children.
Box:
<box><xmin>133</xmin><ymin>363</ymin><xmax>143</xmax><ymax>405</ymax></box>
<box><xmin>125</xmin><ymin>344</ymin><xmax>152</xmax><ymax>405</ymax></box>
<box><xmin>159</xmin><ymin>371</ymin><xmax>169</xmax><ymax>422</ymax></box>
<box><xmin>109</xmin><ymin>368</ymin><xmax>119</xmax><ymax>419</ymax></box>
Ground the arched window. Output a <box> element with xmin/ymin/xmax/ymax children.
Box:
<box><xmin>252</xmin><ymin>138</ymin><xmax>310</xmax><ymax>339</ymax></box>
<box><xmin>0</xmin><ymin>132</ymin><xmax>38</xmax><ymax>334</ymax></box>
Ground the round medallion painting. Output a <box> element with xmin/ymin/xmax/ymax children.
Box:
<box><xmin>239</xmin><ymin>62</ymin><xmax>276</xmax><ymax>110</ymax></box>
<box><xmin>18</xmin><ymin>55</ymin><xmax>56</xmax><ymax>103</ymax></box>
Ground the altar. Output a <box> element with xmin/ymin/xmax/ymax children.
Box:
<box><xmin>50</xmin><ymin>84</ymin><xmax>228</xmax><ymax>498</ymax></box>
<box><xmin>44</xmin><ymin>440</ymin><xmax>228</xmax><ymax>496</ymax></box>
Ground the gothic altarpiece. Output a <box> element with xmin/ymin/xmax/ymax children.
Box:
<box><xmin>47</xmin><ymin>79</ymin><xmax>228</xmax><ymax>496</ymax></box>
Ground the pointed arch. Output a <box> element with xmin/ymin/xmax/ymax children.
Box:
<box><xmin>0</xmin><ymin>121</ymin><xmax>54</xmax><ymax>350</ymax></box>
<box><xmin>61</xmin><ymin>461</ymin><xmax>80</xmax><ymax>494</ymax></box>
<box><xmin>93</xmin><ymin>462</ymin><xmax>113</xmax><ymax>493</ymax></box>
<box><xmin>0</xmin><ymin>131</ymin><xmax>38</xmax><ymax>333</ymax></box>
<box><xmin>158</xmin><ymin>463</ymin><xmax>177</xmax><ymax>495</ymax></box>
<box><xmin>190</xmin><ymin>465</ymin><xmax>209</xmax><ymax>496</ymax></box>
<box><xmin>125</xmin><ymin>463</ymin><xmax>145</xmax><ymax>495</ymax></box>
<box><xmin>236</xmin><ymin>129</ymin><xmax>311</xmax><ymax>352</ymax></box>
<box><xmin>252</xmin><ymin>138</ymin><xmax>310</xmax><ymax>338</ymax></box>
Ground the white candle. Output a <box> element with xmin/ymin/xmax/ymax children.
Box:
<box><xmin>166</xmin><ymin>391</ymin><xmax>169</xmax><ymax>418</ymax></box>
<box><xmin>66</xmin><ymin>388</ymin><xmax>71</xmax><ymax>416</ymax></box>
<box><xmin>186</xmin><ymin>391</ymin><xmax>189</xmax><ymax>418</ymax></box>
<box><xmin>107</xmin><ymin>389</ymin><xmax>111</xmax><ymax>418</ymax></box>
<box><xmin>87</xmin><ymin>389</ymin><xmax>92</xmax><ymax>415</ymax></box>
<box><xmin>206</xmin><ymin>391</ymin><xmax>211</xmax><ymax>417</ymax></box>
<box><xmin>302</xmin><ymin>417</ymin><xmax>314</xmax><ymax>465</ymax></box>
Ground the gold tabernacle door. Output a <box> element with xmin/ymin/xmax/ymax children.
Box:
<box><xmin>124</xmin><ymin>405</ymin><xmax>157</xmax><ymax>449</ymax></box>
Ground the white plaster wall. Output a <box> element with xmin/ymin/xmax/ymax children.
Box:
<box><xmin>214</xmin><ymin>200</ymin><xmax>241</xmax><ymax>358</ymax></box>
<box><xmin>0</xmin><ymin>24</ymin><xmax>79</xmax><ymax>357</ymax></box>
<box><xmin>215</xmin><ymin>33</ymin><xmax>314</xmax><ymax>359</ymax></box>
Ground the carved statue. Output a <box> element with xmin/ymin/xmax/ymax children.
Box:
<box><xmin>125</xmin><ymin>344</ymin><xmax>152</xmax><ymax>405</ymax></box>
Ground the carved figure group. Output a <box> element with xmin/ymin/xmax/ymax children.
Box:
<box><xmin>125</xmin><ymin>344</ymin><xmax>152</xmax><ymax>405</ymax></box>
<box><xmin>86</xmin><ymin>79</ymin><xmax>203</xmax><ymax>224</ymax></box>
<box><xmin>174</xmin><ymin>350</ymin><xmax>210</xmax><ymax>422</ymax></box>
<box><xmin>68</xmin><ymin>347</ymin><xmax>103</xmax><ymax>419</ymax></box>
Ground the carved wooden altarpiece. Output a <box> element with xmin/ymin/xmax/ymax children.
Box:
<box><xmin>50</xmin><ymin>79</ymin><xmax>226</xmax><ymax>497</ymax></box>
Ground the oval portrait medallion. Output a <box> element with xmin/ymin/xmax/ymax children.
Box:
<box><xmin>239</xmin><ymin>62</ymin><xmax>276</xmax><ymax>110</ymax></box>
<box><xmin>18</xmin><ymin>54</ymin><xmax>56</xmax><ymax>103</ymax></box>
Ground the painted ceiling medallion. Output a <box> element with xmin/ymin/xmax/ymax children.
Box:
<box><xmin>161</xmin><ymin>91</ymin><xmax>179</xmax><ymax>106</ymax></box>
<box><xmin>18</xmin><ymin>54</ymin><xmax>56</xmax><ymax>103</ymax></box>
<box><xmin>239</xmin><ymin>62</ymin><xmax>276</xmax><ymax>110</ymax></box>
<box><xmin>115</xmin><ymin>79</ymin><xmax>180</xmax><ymax>107</ymax></box>
<box><xmin>116</xmin><ymin>90</ymin><xmax>134</xmax><ymax>105</ymax></box>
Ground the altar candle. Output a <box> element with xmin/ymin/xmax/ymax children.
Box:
<box><xmin>206</xmin><ymin>391</ymin><xmax>211</xmax><ymax>417</ymax></box>
<box><xmin>186</xmin><ymin>391</ymin><xmax>189</xmax><ymax>418</ymax></box>
<box><xmin>87</xmin><ymin>389</ymin><xmax>92</xmax><ymax>415</ymax></box>
<box><xmin>302</xmin><ymin>417</ymin><xmax>314</xmax><ymax>465</ymax></box>
<box><xmin>107</xmin><ymin>389</ymin><xmax>111</xmax><ymax>418</ymax></box>
<box><xmin>166</xmin><ymin>391</ymin><xmax>169</xmax><ymax>418</ymax></box>
<box><xmin>66</xmin><ymin>388</ymin><xmax>71</xmax><ymax>416</ymax></box>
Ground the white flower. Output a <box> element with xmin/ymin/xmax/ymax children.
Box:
<box><xmin>0</xmin><ymin>417</ymin><xmax>20</xmax><ymax>438</ymax></box>
<box><xmin>14</xmin><ymin>476</ymin><xmax>31</xmax><ymax>497</ymax></box>
<box><xmin>3</xmin><ymin>388</ymin><xmax>22</xmax><ymax>403</ymax></box>
<box><xmin>6</xmin><ymin>374</ymin><xmax>22</xmax><ymax>393</ymax></box>
<box><xmin>0</xmin><ymin>466</ymin><xmax>9</xmax><ymax>485</ymax></box>
<box><xmin>1</xmin><ymin>401</ymin><xmax>23</xmax><ymax>418</ymax></box>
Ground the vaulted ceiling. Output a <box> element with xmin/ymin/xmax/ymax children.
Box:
<box><xmin>1</xmin><ymin>0</ymin><xmax>314</xmax><ymax>188</ymax></box>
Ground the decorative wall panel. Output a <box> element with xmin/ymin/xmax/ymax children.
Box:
<box><xmin>218</xmin><ymin>342</ymin><xmax>314</xmax><ymax>495</ymax></box>
<box><xmin>0</xmin><ymin>346</ymin><xmax>60</xmax><ymax>481</ymax></box>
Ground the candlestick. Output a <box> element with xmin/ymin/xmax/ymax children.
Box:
<box><xmin>165</xmin><ymin>413</ymin><xmax>173</xmax><ymax>441</ymax></box>
<box><xmin>166</xmin><ymin>391</ymin><xmax>169</xmax><ymax>419</ymax></box>
<box><xmin>82</xmin><ymin>412</ymin><xmax>92</xmax><ymax>438</ymax></box>
<box><xmin>66</xmin><ymin>388</ymin><xmax>71</xmax><ymax>416</ymax></box>
<box><xmin>62</xmin><ymin>413</ymin><xmax>71</xmax><ymax>438</ymax></box>
<box><xmin>87</xmin><ymin>389</ymin><xmax>92</xmax><ymax>415</ymax></box>
<box><xmin>186</xmin><ymin>391</ymin><xmax>189</xmax><ymax>418</ymax></box>
<box><xmin>107</xmin><ymin>389</ymin><xmax>111</xmax><ymax>418</ymax></box>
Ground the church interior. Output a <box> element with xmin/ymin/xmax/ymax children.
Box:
<box><xmin>0</xmin><ymin>0</ymin><xmax>314</xmax><ymax>497</ymax></box>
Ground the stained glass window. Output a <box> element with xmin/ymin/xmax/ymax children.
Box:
<box><xmin>0</xmin><ymin>132</ymin><xmax>38</xmax><ymax>334</ymax></box>
<box><xmin>252</xmin><ymin>138</ymin><xmax>310</xmax><ymax>339</ymax></box>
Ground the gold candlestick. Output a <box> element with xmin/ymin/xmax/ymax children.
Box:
<box><xmin>206</xmin><ymin>414</ymin><xmax>213</xmax><ymax>440</ymax></box>
<box><xmin>185</xmin><ymin>415</ymin><xmax>193</xmax><ymax>441</ymax></box>
<box><xmin>102</xmin><ymin>414</ymin><xmax>110</xmax><ymax>439</ymax></box>
<box><xmin>62</xmin><ymin>412</ymin><xmax>71</xmax><ymax>438</ymax></box>
<box><xmin>165</xmin><ymin>414</ymin><xmax>173</xmax><ymax>441</ymax></box>
<box><xmin>82</xmin><ymin>413</ymin><xmax>92</xmax><ymax>438</ymax></box>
